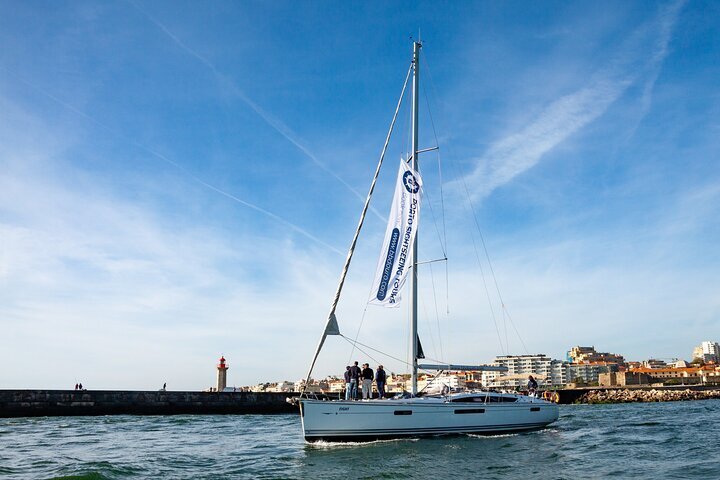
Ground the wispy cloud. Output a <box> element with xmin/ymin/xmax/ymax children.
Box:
<box><xmin>0</xmin><ymin>133</ymin><xmax>343</xmax><ymax>388</ymax></box>
<box><xmin>0</xmin><ymin>69</ymin><xmax>343</xmax><ymax>255</ymax></box>
<box><xmin>127</xmin><ymin>0</ymin><xmax>385</xmax><ymax>222</ymax></box>
<box><xmin>464</xmin><ymin>1</ymin><xmax>685</xmax><ymax>199</ymax></box>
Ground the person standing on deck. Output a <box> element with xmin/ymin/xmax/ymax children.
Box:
<box><xmin>349</xmin><ymin>361</ymin><xmax>361</xmax><ymax>400</ymax></box>
<box><xmin>375</xmin><ymin>365</ymin><xmax>387</xmax><ymax>399</ymax></box>
<box><xmin>343</xmin><ymin>366</ymin><xmax>352</xmax><ymax>400</ymax></box>
<box><xmin>361</xmin><ymin>363</ymin><xmax>374</xmax><ymax>400</ymax></box>
<box><xmin>527</xmin><ymin>375</ymin><xmax>538</xmax><ymax>397</ymax></box>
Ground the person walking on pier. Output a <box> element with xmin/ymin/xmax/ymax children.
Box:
<box><xmin>375</xmin><ymin>365</ymin><xmax>386</xmax><ymax>399</ymax></box>
<box><xmin>361</xmin><ymin>363</ymin><xmax>374</xmax><ymax>400</ymax></box>
<box><xmin>349</xmin><ymin>361</ymin><xmax>361</xmax><ymax>400</ymax></box>
<box><xmin>343</xmin><ymin>366</ymin><xmax>352</xmax><ymax>400</ymax></box>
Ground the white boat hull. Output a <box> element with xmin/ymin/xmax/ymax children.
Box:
<box><xmin>299</xmin><ymin>394</ymin><xmax>559</xmax><ymax>442</ymax></box>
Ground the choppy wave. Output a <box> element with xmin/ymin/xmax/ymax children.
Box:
<box><xmin>0</xmin><ymin>400</ymin><xmax>718</xmax><ymax>479</ymax></box>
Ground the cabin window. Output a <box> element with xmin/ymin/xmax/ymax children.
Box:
<box><xmin>450</xmin><ymin>396</ymin><xmax>518</xmax><ymax>403</ymax></box>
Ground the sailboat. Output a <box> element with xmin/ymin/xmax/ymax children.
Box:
<box><xmin>293</xmin><ymin>41</ymin><xmax>559</xmax><ymax>442</ymax></box>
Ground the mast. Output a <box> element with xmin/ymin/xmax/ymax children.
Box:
<box><xmin>411</xmin><ymin>40</ymin><xmax>421</xmax><ymax>395</ymax></box>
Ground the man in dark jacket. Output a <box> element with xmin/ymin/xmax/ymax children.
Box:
<box><xmin>349</xmin><ymin>361</ymin><xmax>361</xmax><ymax>399</ymax></box>
<box><xmin>375</xmin><ymin>365</ymin><xmax>387</xmax><ymax>399</ymax></box>
<box><xmin>361</xmin><ymin>363</ymin><xmax>374</xmax><ymax>399</ymax></box>
<box><xmin>343</xmin><ymin>366</ymin><xmax>352</xmax><ymax>400</ymax></box>
<box><xmin>527</xmin><ymin>375</ymin><xmax>538</xmax><ymax>397</ymax></box>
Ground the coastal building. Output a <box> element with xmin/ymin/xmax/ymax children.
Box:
<box><xmin>268</xmin><ymin>381</ymin><xmax>294</xmax><ymax>393</ymax></box>
<box><xmin>643</xmin><ymin>359</ymin><xmax>668</xmax><ymax>369</ymax></box>
<box><xmin>249</xmin><ymin>383</ymin><xmax>271</xmax><ymax>392</ymax></box>
<box><xmin>611</xmin><ymin>365</ymin><xmax>720</xmax><ymax>385</ymax></box>
<box><xmin>386</xmin><ymin>374</ymin><xmax>409</xmax><ymax>394</ymax></box>
<box><xmin>692</xmin><ymin>341</ymin><xmax>720</xmax><ymax>363</ymax></box>
<box><xmin>293</xmin><ymin>379</ymin><xmax>329</xmax><ymax>393</ymax></box>
<box><xmin>567</xmin><ymin>363</ymin><xmax>610</xmax><ymax>385</ymax></box>
<box><xmin>481</xmin><ymin>354</ymin><xmax>568</xmax><ymax>388</ymax></box>
<box><xmin>327</xmin><ymin>377</ymin><xmax>345</xmax><ymax>394</ymax></box>
<box><xmin>567</xmin><ymin>346</ymin><xmax>625</xmax><ymax>365</ymax></box>
<box><xmin>599</xmin><ymin>371</ymin><xmax>651</xmax><ymax>387</ymax></box>
<box><xmin>416</xmin><ymin>373</ymin><xmax>466</xmax><ymax>393</ymax></box>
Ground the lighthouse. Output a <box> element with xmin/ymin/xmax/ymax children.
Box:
<box><xmin>217</xmin><ymin>356</ymin><xmax>228</xmax><ymax>392</ymax></box>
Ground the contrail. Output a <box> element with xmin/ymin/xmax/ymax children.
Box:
<box><xmin>462</xmin><ymin>0</ymin><xmax>684</xmax><ymax>201</ymax></box>
<box><xmin>128</xmin><ymin>0</ymin><xmax>386</xmax><ymax>222</ymax></box>
<box><xmin>3</xmin><ymin>68</ymin><xmax>344</xmax><ymax>256</ymax></box>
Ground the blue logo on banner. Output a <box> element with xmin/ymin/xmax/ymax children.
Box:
<box><xmin>403</xmin><ymin>171</ymin><xmax>419</xmax><ymax>194</ymax></box>
<box><xmin>376</xmin><ymin>228</ymin><xmax>400</xmax><ymax>301</ymax></box>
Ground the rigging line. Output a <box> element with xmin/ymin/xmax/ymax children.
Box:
<box><xmin>503</xmin><ymin>305</ymin><xmax>510</xmax><ymax>356</ymax></box>
<box><xmin>1</xmin><ymin>67</ymin><xmax>344</xmax><ymax>256</ymax></box>
<box><xmin>437</xmin><ymin>146</ymin><xmax>451</xmax><ymax>318</ymax></box>
<box><xmin>419</xmin><ymin>293</ymin><xmax>440</xmax><ymax>361</ymax></box>
<box><xmin>302</xmin><ymin>62</ymin><xmax>414</xmax><ymax>392</ymax></box>
<box><xmin>346</xmin><ymin>303</ymin><xmax>370</xmax><ymax>365</ymax></box>
<box><xmin>414</xmin><ymin>258</ymin><xmax>447</xmax><ymax>266</ymax></box>
<box><xmin>446</xmin><ymin>155</ymin><xmax>506</xmax><ymax>355</ymax></box>
<box><xmin>428</xmin><ymin>262</ymin><xmax>445</xmax><ymax>362</ymax></box>
<box><xmin>503</xmin><ymin>308</ymin><xmax>530</xmax><ymax>354</ymax></box>
<box><xmin>424</xmin><ymin>53</ymin><xmax>520</xmax><ymax>354</ymax></box>
<box><xmin>405</xmin><ymin>92</ymin><xmax>414</xmax><ymax>165</ymax></box>
<box><xmin>454</xmin><ymin>161</ymin><xmax>528</xmax><ymax>354</ymax></box>
<box><xmin>423</xmin><ymin>56</ymin><xmax>450</xmax><ymax>317</ymax></box>
<box><xmin>342</xmin><ymin>334</ymin><xmax>448</xmax><ymax>377</ymax></box>
<box><xmin>127</xmin><ymin>0</ymin><xmax>386</xmax><ymax>223</ymax></box>
<box><xmin>348</xmin><ymin>215</ymin><xmax>390</xmax><ymax>363</ymax></box>
<box><xmin>419</xmin><ymin>186</ymin><xmax>447</xmax><ymax>257</ymax></box>
<box><xmin>341</xmin><ymin>335</ymin><xmax>411</xmax><ymax>369</ymax></box>
<box><xmin>422</xmin><ymin>62</ymin><xmax>448</xmax><ymax>253</ymax></box>
<box><xmin>406</xmin><ymin>289</ymin><xmax>411</xmax><ymax>376</ymax></box>
<box><xmin>340</xmin><ymin>336</ymin><xmax>383</xmax><ymax>370</ymax></box>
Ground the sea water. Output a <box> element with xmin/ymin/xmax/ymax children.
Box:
<box><xmin>0</xmin><ymin>399</ymin><xmax>718</xmax><ymax>479</ymax></box>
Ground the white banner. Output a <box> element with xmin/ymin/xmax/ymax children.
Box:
<box><xmin>369</xmin><ymin>159</ymin><xmax>422</xmax><ymax>307</ymax></box>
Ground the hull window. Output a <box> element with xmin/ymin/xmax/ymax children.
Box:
<box><xmin>454</xmin><ymin>409</ymin><xmax>485</xmax><ymax>414</ymax></box>
<box><xmin>530</xmin><ymin>407</ymin><xmax>541</xmax><ymax>412</ymax></box>
<box><xmin>394</xmin><ymin>410</ymin><xmax>413</xmax><ymax>416</ymax></box>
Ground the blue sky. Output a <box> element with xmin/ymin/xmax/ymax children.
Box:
<box><xmin>1</xmin><ymin>1</ymin><xmax>718</xmax><ymax>389</ymax></box>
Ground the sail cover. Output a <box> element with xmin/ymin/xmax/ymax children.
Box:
<box><xmin>369</xmin><ymin>158</ymin><xmax>422</xmax><ymax>307</ymax></box>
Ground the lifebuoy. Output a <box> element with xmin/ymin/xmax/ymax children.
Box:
<box><xmin>542</xmin><ymin>391</ymin><xmax>559</xmax><ymax>403</ymax></box>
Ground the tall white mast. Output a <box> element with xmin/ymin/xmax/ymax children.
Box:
<box><xmin>411</xmin><ymin>40</ymin><xmax>421</xmax><ymax>395</ymax></box>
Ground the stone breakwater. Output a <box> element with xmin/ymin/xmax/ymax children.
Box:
<box><xmin>578</xmin><ymin>388</ymin><xmax>720</xmax><ymax>404</ymax></box>
<box><xmin>0</xmin><ymin>390</ymin><xmax>324</xmax><ymax>417</ymax></box>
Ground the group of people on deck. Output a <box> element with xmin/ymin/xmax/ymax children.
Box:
<box><xmin>343</xmin><ymin>361</ymin><xmax>387</xmax><ymax>400</ymax></box>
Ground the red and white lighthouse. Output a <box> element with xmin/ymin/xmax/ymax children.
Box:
<box><xmin>217</xmin><ymin>356</ymin><xmax>228</xmax><ymax>392</ymax></box>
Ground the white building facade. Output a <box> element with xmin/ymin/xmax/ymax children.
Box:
<box><xmin>693</xmin><ymin>341</ymin><xmax>720</xmax><ymax>363</ymax></box>
<box><xmin>481</xmin><ymin>354</ymin><xmax>569</xmax><ymax>388</ymax></box>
